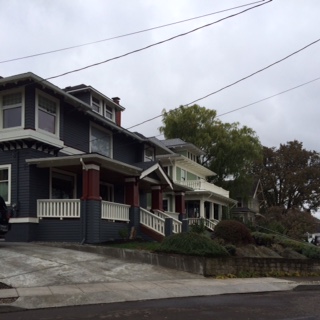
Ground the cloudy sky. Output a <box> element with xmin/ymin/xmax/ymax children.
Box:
<box><xmin>1</xmin><ymin>0</ymin><xmax>320</xmax><ymax>152</ymax></box>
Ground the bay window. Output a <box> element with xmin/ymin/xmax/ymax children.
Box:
<box><xmin>36</xmin><ymin>92</ymin><xmax>59</xmax><ymax>135</ymax></box>
<box><xmin>1</xmin><ymin>91</ymin><xmax>23</xmax><ymax>129</ymax></box>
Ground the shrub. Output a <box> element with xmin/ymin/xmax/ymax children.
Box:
<box><xmin>214</xmin><ymin>220</ymin><xmax>253</xmax><ymax>245</ymax></box>
<box><xmin>252</xmin><ymin>232</ymin><xmax>275</xmax><ymax>247</ymax></box>
<box><xmin>157</xmin><ymin>232</ymin><xmax>229</xmax><ymax>257</ymax></box>
<box><xmin>224</xmin><ymin>244</ymin><xmax>237</xmax><ymax>256</ymax></box>
<box><xmin>189</xmin><ymin>218</ymin><xmax>207</xmax><ymax>234</ymax></box>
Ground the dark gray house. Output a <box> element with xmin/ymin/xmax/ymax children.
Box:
<box><xmin>0</xmin><ymin>72</ymin><xmax>190</xmax><ymax>243</ymax></box>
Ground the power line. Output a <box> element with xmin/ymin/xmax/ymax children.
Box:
<box><xmin>126</xmin><ymin>75</ymin><xmax>320</xmax><ymax>130</ymax></box>
<box><xmin>126</xmin><ymin>37</ymin><xmax>320</xmax><ymax>130</ymax></box>
<box><xmin>0</xmin><ymin>0</ymin><xmax>266</xmax><ymax>64</ymax></box>
<box><xmin>44</xmin><ymin>1</ymin><xmax>271</xmax><ymax>81</ymax></box>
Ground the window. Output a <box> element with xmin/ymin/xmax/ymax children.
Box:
<box><xmin>92</xmin><ymin>96</ymin><xmax>101</xmax><ymax>113</ymax></box>
<box><xmin>181</xmin><ymin>169</ymin><xmax>186</xmax><ymax>181</ymax></box>
<box><xmin>37</xmin><ymin>92</ymin><xmax>59</xmax><ymax>135</ymax></box>
<box><xmin>90</xmin><ymin>124</ymin><xmax>112</xmax><ymax>158</ymax></box>
<box><xmin>144</xmin><ymin>147</ymin><xmax>154</xmax><ymax>161</ymax></box>
<box><xmin>51</xmin><ymin>170</ymin><xmax>76</xmax><ymax>199</ymax></box>
<box><xmin>100</xmin><ymin>183</ymin><xmax>114</xmax><ymax>202</ymax></box>
<box><xmin>105</xmin><ymin>105</ymin><xmax>113</xmax><ymax>120</ymax></box>
<box><xmin>1</xmin><ymin>91</ymin><xmax>22</xmax><ymax>129</ymax></box>
<box><xmin>0</xmin><ymin>165</ymin><xmax>11</xmax><ymax>204</ymax></box>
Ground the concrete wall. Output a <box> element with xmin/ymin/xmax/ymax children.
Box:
<box><xmin>205</xmin><ymin>257</ymin><xmax>320</xmax><ymax>277</ymax></box>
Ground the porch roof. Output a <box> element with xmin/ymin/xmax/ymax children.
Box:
<box><xmin>156</xmin><ymin>153</ymin><xmax>216</xmax><ymax>177</ymax></box>
<box><xmin>186</xmin><ymin>190</ymin><xmax>237</xmax><ymax>205</ymax></box>
<box><xmin>26</xmin><ymin>154</ymin><xmax>142</xmax><ymax>176</ymax></box>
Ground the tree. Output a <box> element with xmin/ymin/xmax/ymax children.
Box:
<box><xmin>253</xmin><ymin>140</ymin><xmax>320</xmax><ymax>212</ymax></box>
<box><xmin>159</xmin><ymin>105</ymin><xmax>262</xmax><ymax>195</ymax></box>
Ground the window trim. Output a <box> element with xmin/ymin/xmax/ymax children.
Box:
<box><xmin>0</xmin><ymin>164</ymin><xmax>11</xmax><ymax>205</ymax></box>
<box><xmin>90</xmin><ymin>122</ymin><xmax>113</xmax><ymax>158</ymax></box>
<box><xmin>35</xmin><ymin>89</ymin><xmax>60</xmax><ymax>137</ymax></box>
<box><xmin>50</xmin><ymin>168</ymin><xmax>77</xmax><ymax>199</ymax></box>
<box><xmin>0</xmin><ymin>89</ymin><xmax>24</xmax><ymax>130</ymax></box>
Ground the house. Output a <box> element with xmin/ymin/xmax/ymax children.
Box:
<box><xmin>149</xmin><ymin>138</ymin><xmax>237</xmax><ymax>227</ymax></box>
<box><xmin>0</xmin><ymin>72</ymin><xmax>234</xmax><ymax>243</ymax></box>
<box><xmin>231</xmin><ymin>179</ymin><xmax>266</xmax><ymax>224</ymax></box>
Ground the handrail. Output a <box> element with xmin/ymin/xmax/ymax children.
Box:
<box><xmin>188</xmin><ymin>217</ymin><xmax>219</xmax><ymax>231</ymax></box>
<box><xmin>153</xmin><ymin>209</ymin><xmax>182</xmax><ymax>233</ymax></box>
<box><xmin>140</xmin><ymin>208</ymin><xmax>165</xmax><ymax>236</ymax></box>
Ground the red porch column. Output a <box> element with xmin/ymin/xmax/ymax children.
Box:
<box><xmin>175</xmin><ymin>192</ymin><xmax>186</xmax><ymax>220</ymax></box>
<box><xmin>151</xmin><ymin>186</ymin><xmax>163</xmax><ymax>211</ymax></box>
<box><xmin>125</xmin><ymin>177</ymin><xmax>139</xmax><ymax>207</ymax></box>
<box><xmin>86</xmin><ymin>164</ymin><xmax>101</xmax><ymax>201</ymax></box>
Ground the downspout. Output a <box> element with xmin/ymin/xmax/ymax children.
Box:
<box><xmin>80</xmin><ymin>158</ymin><xmax>88</xmax><ymax>245</ymax></box>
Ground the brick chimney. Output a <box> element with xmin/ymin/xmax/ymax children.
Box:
<box><xmin>112</xmin><ymin>97</ymin><xmax>122</xmax><ymax>127</ymax></box>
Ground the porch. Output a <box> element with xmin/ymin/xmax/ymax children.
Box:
<box><xmin>36</xmin><ymin>199</ymin><xmax>218</xmax><ymax>242</ymax></box>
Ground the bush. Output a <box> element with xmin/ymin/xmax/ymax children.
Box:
<box><xmin>252</xmin><ymin>231</ymin><xmax>320</xmax><ymax>259</ymax></box>
<box><xmin>224</xmin><ymin>244</ymin><xmax>237</xmax><ymax>256</ymax></box>
<box><xmin>189</xmin><ymin>218</ymin><xmax>207</xmax><ymax>234</ymax></box>
<box><xmin>214</xmin><ymin>220</ymin><xmax>253</xmax><ymax>245</ymax></box>
<box><xmin>156</xmin><ymin>232</ymin><xmax>229</xmax><ymax>257</ymax></box>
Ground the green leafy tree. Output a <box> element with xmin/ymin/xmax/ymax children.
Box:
<box><xmin>159</xmin><ymin>105</ymin><xmax>262</xmax><ymax>196</ymax></box>
<box><xmin>253</xmin><ymin>140</ymin><xmax>320</xmax><ymax>212</ymax></box>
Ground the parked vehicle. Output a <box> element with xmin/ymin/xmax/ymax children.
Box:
<box><xmin>0</xmin><ymin>195</ymin><xmax>10</xmax><ymax>237</ymax></box>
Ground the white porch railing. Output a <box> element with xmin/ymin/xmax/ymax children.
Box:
<box><xmin>188</xmin><ymin>218</ymin><xmax>219</xmax><ymax>231</ymax></box>
<box><xmin>175</xmin><ymin>179</ymin><xmax>229</xmax><ymax>197</ymax></box>
<box><xmin>154</xmin><ymin>209</ymin><xmax>182</xmax><ymax>233</ymax></box>
<box><xmin>37</xmin><ymin>199</ymin><xmax>81</xmax><ymax>219</ymax></box>
<box><xmin>101</xmin><ymin>201</ymin><xmax>130</xmax><ymax>222</ymax></box>
<box><xmin>140</xmin><ymin>208</ymin><xmax>165</xmax><ymax>236</ymax></box>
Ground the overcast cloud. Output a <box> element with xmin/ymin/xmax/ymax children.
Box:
<box><xmin>1</xmin><ymin>0</ymin><xmax>320</xmax><ymax>152</ymax></box>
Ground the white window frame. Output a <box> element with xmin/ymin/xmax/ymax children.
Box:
<box><xmin>90</xmin><ymin>123</ymin><xmax>113</xmax><ymax>158</ymax></box>
<box><xmin>0</xmin><ymin>164</ymin><xmax>11</xmax><ymax>205</ymax></box>
<box><xmin>104</xmin><ymin>104</ymin><xmax>114</xmax><ymax>121</ymax></box>
<box><xmin>91</xmin><ymin>96</ymin><xmax>102</xmax><ymax>114</ymax></box>
<box><xmin>0</xmin><ymin>89</ymin><xmax>24</xmax><ymax>130</ymax></box>
<box><xmin>35</xmin><ymin>89</ymin><xmax>60</xmax><ymax>137</ymax></box>
<box><xmin>181</xmin><ymin>168</ymin><xmax>186</xmax><ymax>181</ymax></box>
<box><xmin>50</xmin><ymin>168</ymin><xmax>77</xmax><ymax>199</ymax></box>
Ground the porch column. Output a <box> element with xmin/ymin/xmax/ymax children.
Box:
<box><xmin>151</xmin><ymin>186</ymin><xmax>163</xmax><ymax>211</ymax></box>
<box><xmin>218</xmin><ymin>204</ymin><xmax>223</xmax><ymax>220</ymax></box>
<box><xmin>210</xmin><ymin>202</ymin><xmax>214</xmax><ymax>220</ymax></box>
<box><xmin>87</xmin><ymin>164</ymin><xmax>101</xmax><ymax>201</ymax></box>
<box><xmin>175</xmin><ymin>192</ymin><xmax>186</xmax><ymax>221</ymax></box>
<box><xmin>125</xmin><ymin>177</ymin><xmax>139</xmax><ymax>207</ymax></box>
<box><xmin>199</xmin><ymin>199</ymin><xmax>205</xmax><ymax>218</ymax></box>
<box><xmin>81</xmin><ymin>163</ymin><xmax>101</xmax><ymax>200</ymax></box>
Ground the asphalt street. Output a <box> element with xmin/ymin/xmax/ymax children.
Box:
<box><xmin>1</xmin><ymin>290</ymin><xmax>320</xmax><ymax>320</ymax></box>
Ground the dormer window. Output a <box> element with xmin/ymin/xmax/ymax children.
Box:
<box><xmin>105</xmin><ymin>105</ymin><xmax>113</xmax><ymax>120</ymax></box>
<box><xmin>92</xmin><ymin>96</ymin><xmax>101</xmax><ymax>114</ymax></box>
<box><xmin>91</xmin><ymin>95</ymin><xmax>115</xmax><ymax>121</ymax></box>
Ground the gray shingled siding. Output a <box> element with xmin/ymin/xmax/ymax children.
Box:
<box><xmin>62</xmin><ymin>103</ymin><xmax>90</xmax><ymax>153</ymax></box>
<box><xmin>70</xmin><ymin>91</ymin><xmax>91</xmax><ymax>105</ymax></box>
<box><xmin>113</xmin><ymin>134</ymin><xmax>143</xmax><ymax>164</ymax></box>
<box><xmin>100</xmin><ymin>221</ymin><xmax>130</xmax><ymax>242</ymax></box>
<box><xmin>85</xmin><ymin>200</ymin><xmax>102</xmax><ymax>244</ymax></box>
<box><xmin>24</xmin><ymin>86</ymin><xmax>36</xmax><ymax>129</ymax></box>
<box><xmin>36</xmin><ymin>219</ymin><xmax>82</xmax><ymax>242</ymax></box>
<box><xmin>5</xmin><ymin>223</ymin><xmax>38</xmax><ymax>242</ymax></box>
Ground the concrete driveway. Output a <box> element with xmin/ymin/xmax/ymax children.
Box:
<box><xmin>0</xmin><ymin>242</ymin><xmax>202</xmax><ymax>289</ymax></box>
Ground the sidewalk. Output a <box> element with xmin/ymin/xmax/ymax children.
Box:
<box><xmin>1</xmin><ymin>277</ymin><xmax>319</xmax><ymax>310</ymax></box>
<box><xmin>1</xmin><ymin>242</ymin><xmax>320</xmax><ymax>310</ymax></box>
